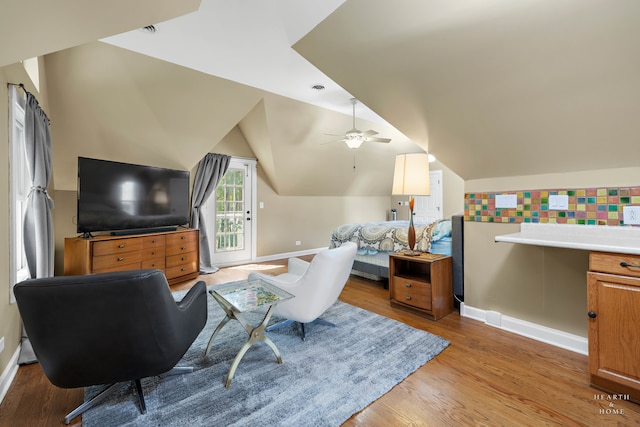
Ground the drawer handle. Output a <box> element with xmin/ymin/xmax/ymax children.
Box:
<box><xmin>405</xmin><ymin>296</ymin><xmax>412</xmax><ymax>301</ymax></box>
<box><xmin>117</xmin><ymin>257</ymin><xmax>124</xmax><ymax>261</ymax></box>
<box><xmin>181</xmin><ymin>257</ymin><xmax>186</xmax><ymax>261</ymax></box>
<box><xmin>620</xmin><ymin>261</ymin><xmax>640</xmax><ymax>269</ymax></box>
<box><xmin>151</xmin><ymin>251</ymin><xmax>156</xmax><ymax>255</ymax></box>
<box><xmin>118</xmin><ymin>244</ymin><xmax>125</xmax><ymax>248</ymax></box>
<box><xmin>181</xmin><ymin>267</ymin><xmax>186</xmax><ymax>271</ymax></box>
<box><xmin>405</xmin><ymin>283</ymin><xmax>411</xmax><ymax>288</ymax></box>
<box><xmin>588</xmin><ymin>311</ymin><xmax>597</xmax><ymax>319</ymax></box>
<box><xmin>181</xmin><ymin>236</ymin><xmax>186</xmax><ymax>240</ymax></box>
<box><xmin>181</xmin><ymin>247</ymin><xmax>186</xmax><ymax>250</ymax></box>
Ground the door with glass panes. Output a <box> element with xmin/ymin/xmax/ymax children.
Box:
<box><xmin>202</xmin><ymin>158</ymin><xmax>256</xmax><ymax>265</ymax></box>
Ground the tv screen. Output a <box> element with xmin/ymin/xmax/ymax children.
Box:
<box><xmin>77</xmin><ymin>157</ymin><xmax>190</xmax><ymax>234</ymax></box>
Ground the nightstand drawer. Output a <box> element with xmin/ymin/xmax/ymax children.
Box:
<box><xmin>391</xmin><ymin>276</ymin><xmax>432</xmax><ymax>310</ymax></box>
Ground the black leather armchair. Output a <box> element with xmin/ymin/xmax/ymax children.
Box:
<box><xmin>14</xmin><ymin>269</ymin><xmax>207</xmax><ymax>424</ymax></box>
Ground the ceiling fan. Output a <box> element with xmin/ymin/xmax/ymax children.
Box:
<box><xmin>325</xmin><ymin>98</ymin><xmax>391</xmax><ymax>149</ymax></box>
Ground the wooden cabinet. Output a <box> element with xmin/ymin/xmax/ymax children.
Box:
<box><xmin>64</xmin><ymin>229</ymin><xmax>199</xmax><ymax>285</ymax></box>
<box><xmin>587</xmin><ymin>251</ymin><xmax>640</xmax><ymax>403</ymax></box>
<box><xmin>389</xmin><ymin>252</ymin><xmax>453</xmax><ymax>320</ymax></box>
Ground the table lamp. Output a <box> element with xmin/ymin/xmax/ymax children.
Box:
<box><xmin>392</xmin><ymin>153</ymin><xmax>430</xmax><ymax>255</ymax></box>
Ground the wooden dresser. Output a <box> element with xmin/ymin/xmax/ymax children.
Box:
<box><xmin>64</xmin><ymin>229</ymin><xmax>199</xmax><ymax>285</ymax></box>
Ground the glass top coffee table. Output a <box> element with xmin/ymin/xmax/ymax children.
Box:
<box><xmin>204</xmin><ymin>279</ymin><xmax>294</xmax><ymax>387</ymax></box>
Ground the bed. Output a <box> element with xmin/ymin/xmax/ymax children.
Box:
<box><xmin>329</xmin><ymin>215</ymin><xmax>464</xmax><ymax>303</ymax></box>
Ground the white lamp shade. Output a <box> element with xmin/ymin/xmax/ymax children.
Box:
<box><xmin>392</xmin><ymin>153</ymin><xmax>430</xmax><ymax>196</ymax></box>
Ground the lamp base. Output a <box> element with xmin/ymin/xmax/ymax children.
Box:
<box><xmin>402</xmin><ymin>250</ymin><xmax>422</xmax><ymax>257</ymax></box>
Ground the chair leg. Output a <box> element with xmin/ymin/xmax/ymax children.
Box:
<box><xmin>266</xmin><ymin>318</ymin><xmax>337</xmax><ymax>341</ymax></box>
<box><xmin>64</xmin><ymin>383</ymin><xmax>121</xmax><ymax>424</ymax></box>
<box><xmin>266</xmin><ymin>319</ymin><xmax>294</xmax><ymax>332</ymax></box>
<box><xmin>313</xmin><ymin>318</ymin><xmax>336</xmax><ymax>328</ymax></box>
<box><xmin>134</xmin><ymin>379</ymin><xmax>147</xmax><ymax>414</ymax></box>
<box><xmin>63</xmin><ymin>367</ymin><xmax>195</xmax><ymax>425</ymax></box>
<box><xmin>299</xmin><ymin>318</ymin><xmax>336</xmax><ymax>341</ymax></box>
<box><xmin>165</xmin><ymin>366</ymin><xmax>194</xmax><ymax>375</ymax></box>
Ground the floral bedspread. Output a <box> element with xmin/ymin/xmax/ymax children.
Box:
<box><xmin>329</xmin><ymin>220</ymin><xmax>447</xmax><ymax>254</ymax></box>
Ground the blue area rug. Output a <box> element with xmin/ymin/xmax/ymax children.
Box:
<box><xmin>83</xmin><ymin>292</ymin><xmax>449</xmax><ymax>426</ymax></box>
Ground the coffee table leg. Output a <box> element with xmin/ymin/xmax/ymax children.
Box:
<box><xmin>205</xmin><ymin>315</ymin><xmax>231</xmax><ymax>357</ymax></box>
<box><xmin>225</xmin><ymin>305</ymin><xmax>283</xmax><ymax>387</ymax></box>
<box><xmin>205</xmin><ymin>293</ymin><xmax>238</xmax><ymax>357</ymax></box>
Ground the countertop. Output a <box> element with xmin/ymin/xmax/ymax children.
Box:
<box><xmin>494</xmin><ymin>223</ymin><xmax>640</xmax><ymax>255</ymax></box>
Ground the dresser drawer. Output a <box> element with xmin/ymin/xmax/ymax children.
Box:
<box><xmin>92</xmin><ymin>252</ymin><xmax>142</xmax><ymax>271</ymax></box>
<box><xmin>141</xmin><ymin>247</ymin><xmax>165</xmax><ymax>261</ymax></box>
<box><xmin>166</xmin><ymin>240</ymin><xmax>198</xmax><ymax>256</ymax></box>
<box><xmin>590</xmin><ymin>252</ymin><xmax>640</xmax><ymax>278</ymax></box>
<box><xmin>166</xmin><ymin>231</ymin><xmax>197</xmax><ymax>246</ymax></box>
<box><xmin>92</xmin><ymin>238</ymin><xmax>142</xmax><ymax>256</ymax></box>
<box><xmin>166</xmin><ymin>261</ymin><xmax>199</xmax><ymax>279</ymax></box>
<box><xmin>166</xmin><ymin>251</ymin><xmax>198</xmax><ymax>268</ymax></box>
<box><xmin>391</xmin><ymin>276</ymin><xmax>432</xmax><ymax>310</ymax></box>
<box><xmin>142</xmin><ymin>258</ymin><xmax>165</xmax><ymax>270</ymax></box>
<box><xmin>142</xmin><ymin>235</ymin><xmax>165</xmax><ymax>249</ymax></box>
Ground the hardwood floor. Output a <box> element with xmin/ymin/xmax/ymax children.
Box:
<box><xmin>1</xmin><ymin>257</ymin><xmax>639</xmax><ymax>426</ymax></box>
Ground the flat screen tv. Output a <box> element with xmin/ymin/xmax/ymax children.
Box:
<box><xmin>77</xmin><ymin>157</ymin><xmax>190</xmax><ymax>235</ymax></box>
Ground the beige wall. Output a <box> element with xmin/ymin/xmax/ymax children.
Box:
<box><xmin>463</xmin><ymin>166</ymin><xmax>640</xmax><ymax>337</ymax></box>
<box><xmin>214</xmin><ymin>126</ymin><xmax>393</xmax><ymax>255</ymax></box>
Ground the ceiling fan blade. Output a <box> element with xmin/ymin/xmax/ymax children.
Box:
<box><xmin>363</xmin><ymin>129</ymin><xmax>379</xmax><ymax>136</ymax></box>
<box><xmin>320</xmin><ymin>138</ymin><xmax>344</xmax><ymax>145</ymax></box>
<box><xmin>324</xmin><ymin>133</ymin><xmax>346</xmax><ymax>137</ymax></box>
<box><xmin>364</xmin><ymin>137</ymin><xmax>391</xmax><ymax>143</ymax></box>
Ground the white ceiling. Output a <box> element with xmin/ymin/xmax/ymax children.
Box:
<box><xmin>101</xmin><ymin>0</ymin><xmax>391</xmax><ymax>126</ymax></box>
<box><xmin>0</xmin><ymin>0</ymin><xmax>201</xmax><ymax>68</ymax></box>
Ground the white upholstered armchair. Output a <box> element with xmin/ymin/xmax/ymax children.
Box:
<box><xmin>248</xmin><ymin>242</ymin><xmax>357</xmax><ymax>340</ymax></box>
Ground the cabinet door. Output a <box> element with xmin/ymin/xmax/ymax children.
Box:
<box><xmin>587</xmin><ymin>272</ymin><xmax>640</xmax><ymax>392</ymax></box>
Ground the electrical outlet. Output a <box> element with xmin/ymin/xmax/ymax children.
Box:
<box><xmin>623</xmin><ymin>206</ymin><xmax>640</xmax><ymax>225</ymax></box>
<box><xmin>549</xmin><ymin>194</ymin><xmax>569</xmax><ymax>210</ymax></box>
<box><xmin>495</xmin><ymin>194</ymin><xmax>517</xmax><ymax>209</ymax></box>
<box><xmin>295</xmin><ymin>241</ymin><xmax>302</xmax><ymax>246</ymax></box>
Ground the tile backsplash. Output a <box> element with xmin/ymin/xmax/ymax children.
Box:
<box><xmin>465</xmin><ymin>186</ymin><xmax>640</xmax><ymax>226</ymax></box>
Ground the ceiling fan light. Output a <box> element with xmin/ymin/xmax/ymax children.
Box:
<box><xmin>345</xmin><ymin>139</ymin><xmax>363</xmax><ymax>149</ymax></box>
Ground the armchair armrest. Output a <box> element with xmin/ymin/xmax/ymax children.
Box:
<box><xmin>176</xmin><ymin>280</ymin><xmax>207</xmax><ymax>311</ymax></box>
<box><xmin>248</xmin><ymin>271</ymin><xmax>301</xmax><ymax>294</ymax></box>
<box><xmin>288</xmin><ymin>257</ymin><xmax>310</xmax><ymax>277</ymax></box>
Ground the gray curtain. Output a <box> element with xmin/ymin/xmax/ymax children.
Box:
<box><xmin>190</xmin><ymin>153</ymin><xmax>230</xmax><ymax>272</ymax></box>
<box><xmin>19</xmin><ymin>92</ymin><xmax>54</xmax><ymax>364</ymax></box>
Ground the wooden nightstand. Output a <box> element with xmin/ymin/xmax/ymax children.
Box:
<box><xmin>389</xmin><ymin>251</ymin><xmax>453</xmax><ymax>320</ymax></box>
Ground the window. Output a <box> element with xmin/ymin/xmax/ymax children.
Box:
<box><xmin>9</xmin><ymin>86</ymin><xmax>30</xmax><ymax>302</ymax></box>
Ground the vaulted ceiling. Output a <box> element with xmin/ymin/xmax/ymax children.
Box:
<box><xmin>3</xmin><ymin>0</ymin><xmax>640</xmax><ymax>195</ymax></box>
<box><xmin>294</xmin><ymin>0</ymin><xmax>640</xmax><ymax>180</ymax></box>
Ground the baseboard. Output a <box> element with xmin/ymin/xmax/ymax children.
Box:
<box><xmin>215</xmin><ymin>247</ymin><xmax>327</xmax><ymax>268</ymax></box>
<box><xmin>0</xmin><ymin>344</ymin><xmax>21</xmax><ymax>406</ymax></box>
<box><xmin>460</xmin><ymin>303</ymin><xmax>588</xmax><ymax>355</ymax></box>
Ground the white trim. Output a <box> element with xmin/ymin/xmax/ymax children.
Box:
<box><xmin>460</xmin><ymin>303</ymin><xmax>588</xmax><ymax>355</ymax></box>
<box><xmin>0</xmin><ymin>344</ymin><xmax>21</xmax><ymax>405</ymax></box>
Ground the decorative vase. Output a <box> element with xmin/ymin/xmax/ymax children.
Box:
<box><xmin>408</xmin><ymin>212</ymin><xmax>416</xmax><ymax>251</ymax></box>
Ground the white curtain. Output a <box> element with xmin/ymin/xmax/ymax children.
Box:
<box><xmin>190</xmin><ymin>153</ymin><xmax>230</xmax><ymax>272</ymax></box>
<box><xmin>19</xmin><ymin>91</ymin><xmax>54</xmax><ymax>364</ymax></box>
